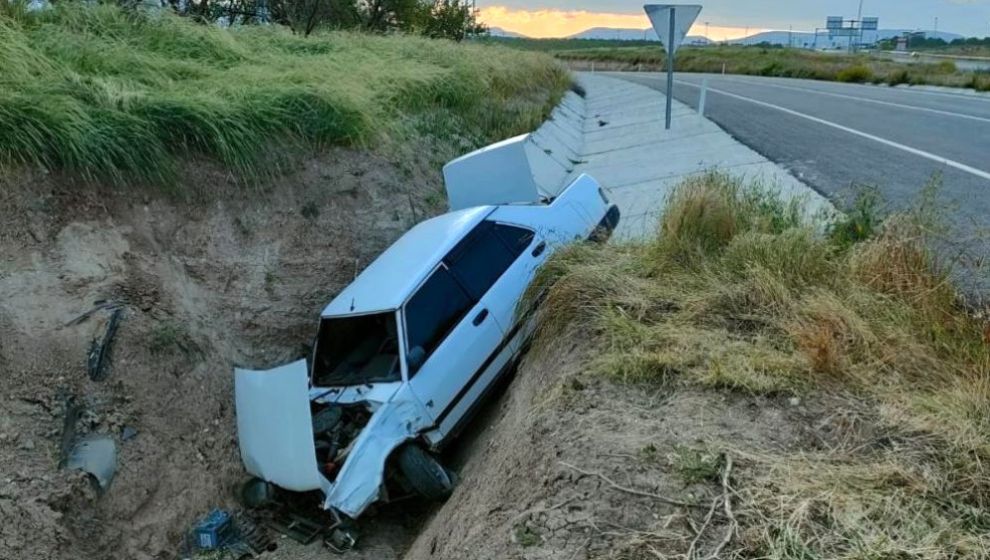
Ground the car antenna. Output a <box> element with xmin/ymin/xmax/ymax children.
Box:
<box><xmin>350</xmin><ymin>298</ymin><xmax>355</xmax><ymax>312</ymax></box>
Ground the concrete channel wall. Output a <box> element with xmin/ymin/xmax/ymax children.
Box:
<box><xmin>524</xmin><ymin>72</ymin><xmax>832</xmax><ymax>240</ymax></box>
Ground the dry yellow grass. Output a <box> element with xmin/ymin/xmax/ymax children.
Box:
<box><xmin>526</xmin><ymin>172</ymin><xmax>990</xmax><ymax>559</ymax></box>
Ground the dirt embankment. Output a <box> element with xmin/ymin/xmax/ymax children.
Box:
<box><xmin>402</xmin><ymin>338</ymin><xmax>840</xmax><ymax>560</ymax></box>
<box><xmin>0</xmin><ymin>151</ymin><xmax>442</xmax><ymax>560</ymax></box>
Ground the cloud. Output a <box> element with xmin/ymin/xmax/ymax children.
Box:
<box><xmin>478</xmin><ymin>6</ymin><xmax>762</xmax><ymax>39</ymax></box>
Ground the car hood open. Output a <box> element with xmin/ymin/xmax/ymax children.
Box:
<box><xmin>235</xmin><ymin>360</ymin><xmax>324</xmax><ymax>492</ymax></box>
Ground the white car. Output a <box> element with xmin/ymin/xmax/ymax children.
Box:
<box><xmin>234</xmin><ymin>137</ymin><xmax>619</xmax><ymax>550</ymax></box>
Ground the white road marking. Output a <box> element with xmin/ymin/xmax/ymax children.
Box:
<box><xmin>715</xmin><ymin>77</ymin><xmax>990</xmax><ymax>124</ymax></box>
<box><xmin>688</xmin><ymin>73</ymin><xmax>990</xmax><ymax>104</ymax></box>
<box><xmin>675</xmin><ymin>80</ymin><xmax>990</xmax><ymax>183</ymax></box>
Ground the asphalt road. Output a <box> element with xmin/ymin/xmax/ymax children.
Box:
<box><xmin>610</xmin><ymin>72</ymin><xmax>990</xmax><ymax>291</ymax></box>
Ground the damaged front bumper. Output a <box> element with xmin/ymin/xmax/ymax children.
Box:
<box><xmin>234</xmin><ymin>361</ymin><xmax>432</xmax><ymax>519</ymax></box>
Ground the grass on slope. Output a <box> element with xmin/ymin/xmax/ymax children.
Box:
<box><xmin>528</xmin><ymin>173</ymin><xmax>990</xmax><ymax>558</ymax></box>
<box><xmin>493</xmin><ymin>37</ymin><xmax>990</xmax><ymax>91</ymax></box>
<box><xmin>0</xmin><ymin>4</ymin><xmax>569</xmax><ymax>185</ymax></box>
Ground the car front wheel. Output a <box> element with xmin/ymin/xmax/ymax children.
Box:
<box><xmin>396</xmin><ymin>444</ymin><xmax>456</xmax><ymax>501</ymax></box>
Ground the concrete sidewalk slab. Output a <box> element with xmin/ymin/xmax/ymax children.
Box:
<box><xmin>565</xmin><ymin>73</ymin><xmax>831</xmax><ymax>240</ymax></box>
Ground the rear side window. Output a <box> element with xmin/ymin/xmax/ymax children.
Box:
<box><xmin>405</xmin><ymin>266</ymin><xmax>473</xmax><ymax>361</ymax></box>
<box><xmin>493</xmin><ymin>224</ymin><xmax>535</xmax><ymax>257</ymax></box>
<box><xmin>445</xmin><ymin>223</ymin><xmax>514</xmax><ymax>301</ymax></box>
<box><xmin>445</xmin><ymin>222</ymin><xmax>535</xmax><ymax>301</ymax></box>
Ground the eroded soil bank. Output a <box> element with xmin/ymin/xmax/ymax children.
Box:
<box><xmin>0</xmin><ymin>151</ymin><xmax>444</xmax><ymax>560</ymax></box>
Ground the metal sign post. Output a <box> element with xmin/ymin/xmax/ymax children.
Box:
<box><xmin>644</xmin><ymin>4</ymin><xmax>702</xmax><ymax>130</ymax></box>
<box><xmin>665</xmin><ymin>10</ymin><xmax>675</xmax><ymax>129</ymax></box>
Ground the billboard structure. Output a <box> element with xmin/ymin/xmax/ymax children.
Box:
<box><xmin>815</xmin><ymin>16</ymin><xmax>879</xmax><ymax>50</ymax></box>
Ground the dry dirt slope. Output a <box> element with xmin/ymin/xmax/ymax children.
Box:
<box><xmin>401</xmin><ymin>339</ymin><xmax>822</xmax><ymax>560</ymax></box>
<box><xmin>0</xmin><ymin>150</ymin><xmax>441</xmax><ymax>560</ymax></box>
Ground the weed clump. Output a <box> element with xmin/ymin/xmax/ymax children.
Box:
<box><xmin>836</xmin><ymin>64</ymin><xmax>873</xmax><ymax>83</ymax></box>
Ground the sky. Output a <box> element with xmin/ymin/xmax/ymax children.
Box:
<box><xmin>477</xmin><ymin>0</ymin><xmax>990</xmax><ymax>39</ymax></box>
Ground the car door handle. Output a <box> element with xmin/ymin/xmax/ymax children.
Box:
<box><xmin>472</xmin><ymin>309</ymin><xmax>489</xmax><ymax>326</ymax></box>
<box><xmin>531</xmin><ymin>241</ymin><xmax>547</xmax><ymax>257</ymax></box>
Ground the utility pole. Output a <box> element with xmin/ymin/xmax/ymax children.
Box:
<box><xmin>788</xmin><ymin>24</ymin><xmax>793</xmax><ymax>48</ymax></box>
<box><xmin>934</xmin><ymin>16</ymin><xmax>938</xmax><ymax>38</ymax></box>
<box><xmin>705</xmin><ymin>21</ymin><xmax>710</xmax><ymax>44</ymax></box>
<box><xmin>856</xmin><ymin>0</ymin><xmax>864</xmax><ymax>50</ymax></box>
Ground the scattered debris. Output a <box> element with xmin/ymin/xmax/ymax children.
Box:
<box><xmin>88</xmin><ymin>307</ymin><xmax>122</xmax><ymax>381</ymax></box>
<box><xmin>193</xmin><ymin>509</ymin><xmax>236</xmax><ymax>550</ymax></box>
<box><xmin>64</xmin><ymin>300</ymin><xmax>120</xmax><ymax>328</ymax></box>
<box><xmin>240</xmin><ymin>478</ymin><xmax>276</xmax><ymax>509</ymax></box>
<box><xmin>233</xmin><ymin>512</ymin><xmax>277</xmax><ymax>555</ymax></box>
<box><xmin>63</xmin><ymin>301</ymin><xmax>126</xmax><ymax>381</ymax></box>
<box><xmin>58</xmin><ymin>395</ymin><xmax>83</xmax><ymax>464</ymax></box>
<box><xmin>121</xmin><ymin>426</ymin><xmax>138</xmax><ymax>442</ymax></box>
<box><xmin>263</xmin><ymin>510</ymin><xmax>324</xmax><ymax>545</ymax></box>
<box><xmin>182</xmin><ymin>510</ymin><xmax>276</xmax><ymax>559</ymax></box>
<box><xmin>65</xmin><ymin>435</ymin><xmax>117</xmax><ymax>490</ymax></box>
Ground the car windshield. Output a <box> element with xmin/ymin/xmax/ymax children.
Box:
<box><xmin>312</xmin><ymin>312</ymin><xmax>401</xmax><ymax>387</ymax></box>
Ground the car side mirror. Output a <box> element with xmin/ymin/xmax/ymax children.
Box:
<box><xmin>407</xmin><ymin>346</ymin><xmax>426</xmax><ymax>374</ymax></box>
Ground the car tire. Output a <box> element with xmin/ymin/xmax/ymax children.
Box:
<box><xmin>396</xmin><ymin>444</ymin><xmax>456</xmax><ymax>501</ymax></box>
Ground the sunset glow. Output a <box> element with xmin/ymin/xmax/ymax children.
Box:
<box><xmin>478</xmin><ymin>6</ymin><xmax>766</xmax><ymax>41</ymax></box>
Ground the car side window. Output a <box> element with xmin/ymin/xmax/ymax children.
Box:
<box><xmin>405</xmin><ymin>265</ymin><xmax>473</xmax><ymax>371</ymax></box>
<box><xmin>492</xmin><ymin>223</ymin><xmax>535</xmax><ymax>257</ymax></box>
<box><xmin>444</xmin><ymin>222</ymin><xmax>518</xmax><ymax>301</ymax></box>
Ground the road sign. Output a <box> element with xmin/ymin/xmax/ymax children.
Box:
<box><xmin>826</xmin><ymin>16</ymin><xmax>843</xmax><ymax>30</ymax></box>
<box><xmin>861</xmin><ymin>17</ymin><xmax>879</xmax><ymax>31</ymax></box>
<box><xmin>644</xmin><ymin>4</ymin><xmax>702</xmax><ymax>55</ymax></box>
<box><xmin>644</xmin><ymin>4</ymin><xmax>702</xmax><ymax>130</ymax></box>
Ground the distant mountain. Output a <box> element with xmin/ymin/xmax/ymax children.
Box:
<box><xmin>728</xmin><ymin>29</ymin><xmax>965</xmax><ymax>48</ymax></box>
<box><xmin>729</xmin><ymin>31</ymin><xmax>819</xmax><ymax>47</ymax></box>
<box><xmin>568</xmin><ymin>27</ymin><xmax>656</xmax><ymax>41</ymax></box>
<box><xmin>487</xmin><ymin>26</ymin><xmax>527</xmax><ymax>39</ymax></box>
<box><xmin>567</xmin><ymin>27</ymin><xmax>711</xmax><ymax>44</ymax></box>
<box><xmin>564</xmin><ymin>26</ymin><xmax>965</xmax><ymax>48</ymax></box>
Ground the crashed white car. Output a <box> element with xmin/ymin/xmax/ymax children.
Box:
<box><xmin>234</xmin><ymin>135</ymin><xmax>619</xmax><ymax>549</ymax></box>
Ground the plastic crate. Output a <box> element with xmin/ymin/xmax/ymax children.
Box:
<box><xmin>193</xmin><ymin>509</ymin><xmax>234</xmax><ymax>550</ymax></box>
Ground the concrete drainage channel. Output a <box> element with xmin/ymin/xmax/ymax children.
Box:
<box><xmin>183</xmin><ymin>73</ymin><xmax>832</xmax><ymax>559</ymax></box>
<box><xmin>491</xmin><ymin>72</ymin><xmax>830</xmax><ymax>242</ymax></box>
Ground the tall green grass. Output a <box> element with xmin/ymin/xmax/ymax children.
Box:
<box><xmin>0</xmin><ymin>4</ymin><xmax>568</xmax><ymax>184</ymax></box>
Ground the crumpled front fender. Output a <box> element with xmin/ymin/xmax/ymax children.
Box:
<box><xmin>325</xmin><ymin>389</ymin><xmax>432</xmax><ymax>518</ymax></box>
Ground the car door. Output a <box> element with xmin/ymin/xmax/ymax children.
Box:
<box><xmin>405</xmin><ymin>227</ymin><xmax>512</xmax><ymax>422</ymax></box>
<box><xmin>479</xmin><ymin>222</ymin><xmax>542</xmax><ymax>341</ymax></box>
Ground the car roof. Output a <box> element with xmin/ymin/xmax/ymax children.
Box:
<box><xmin>322</xmin><ymin>206</ymin><xmax>495</xmax><ymax>317</ymax></box>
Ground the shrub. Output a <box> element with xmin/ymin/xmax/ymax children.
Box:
<box><xmin>935</xmin><ymin>60</ymin><xmax>958</xmax><ymax>73</ymax></box>
<box><xmin>886</xmin><ymin>69</ymin><xmax>911</xmax><ymax>86</ymax></box>
<box><xmin>828</xmin><ymin>186</ymin><xmax>882</xmax><ymax>248</ymax></box>
<box><xmin>836</xmin><ymin>64</ymin><xmax>873</xmax><ymax>83</ymax></box>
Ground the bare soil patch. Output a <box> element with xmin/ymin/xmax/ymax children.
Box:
<box><xmin>0</xmin><ymin>149</ymin><xmax>442</xmax><ymax>560</ymax></box>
